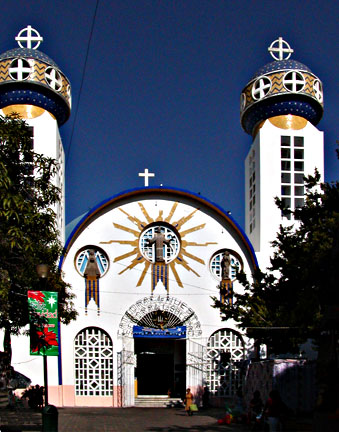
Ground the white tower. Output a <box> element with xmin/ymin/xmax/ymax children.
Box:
<box><xmin>0</xmin><ymin>26</ymin><xmax>71</xmax><ymax>243</ymax></box>
<box><xmin>240</xmin><ymin>38</ymin><xmax>324</xmax><ymax>269</ymax></box>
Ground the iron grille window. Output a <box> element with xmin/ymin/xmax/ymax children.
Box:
<box><xmin>74</xmin><ymin>327</ymin><xmax>113</xmax><ymax>396</ymax></box>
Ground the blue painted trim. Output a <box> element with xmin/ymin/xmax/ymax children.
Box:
<box><xmin>60</xmin><ymin>186</ymin><xmax>258</xmax><ymax>270</ymax></box>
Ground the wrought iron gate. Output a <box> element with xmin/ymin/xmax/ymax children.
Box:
<box><xmin>186</xmin><ymin>338</ymin><xmax>206</xmax><ymax>401</ymax></box>
<box><xmin>117</xmin><ymin>338</ymin><xmax>135</xmax><ymax>407</ymax></box>
<box><xmin>206</xmin><ymin>328</ymin><xmax>245</xmax><ymax>397</ymax></box>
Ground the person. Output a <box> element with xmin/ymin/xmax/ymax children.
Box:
<box><xmin>264</xmin><ymin>389</ymin><xmax>286</xmax><ymax>431</ymax></box>
<box><xmin>202</xmin><ymin>386</ymin><xmax>210</xmax><ymax>409</ymax></box>
<box><xmin>184</xmin><ymin>388</ymin><xmax>193</xmax><ymax>416</ymax></box>
<box><xmin>248</xmin><ymin>390</ymin><xmax>263</xmax><ymax>430</ymax></box>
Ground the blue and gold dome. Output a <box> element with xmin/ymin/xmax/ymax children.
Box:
<box><xmin>240</xmin><ymin>37</ymin><xmax>323</xmax><ymax>136</ymax></box>
<box><xmin>0</xmin><ymin>26</ymin><xmax>71</xmax><ymax>125</ymax></box>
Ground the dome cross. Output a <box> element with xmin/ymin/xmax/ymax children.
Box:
<box><xmin>15</xmin><ymin>25</ymin><xmax>43</xmax><ymax>49</ymax></box>
<box><xmin>138</xmin><ymin>168</ymin><xmax>155</xmax><ymax>187</ymax></box>
<box><xmin>268</xmin><ymin>37</ymin><xmax>294</xmax><ymax>61</ymax></box>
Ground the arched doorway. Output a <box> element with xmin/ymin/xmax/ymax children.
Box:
<box><xmin>118</xmin><ymin>295</ymin><xmax>202</xmax><ymax>398</ymax></box>
<box><xmin>206</xmin><ymin>328</ymin><xmax>245</xmax><ymax>397</ymax></box>
<box><xmin>74</xmin><ymin>327</ymin><xmax>113</xmax><ymax>397</ymax></box>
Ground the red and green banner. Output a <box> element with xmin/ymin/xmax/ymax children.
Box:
<box><xmin>28</xmin><ymin>291</ymin><xmax>59</xmax><ymax>356</ymax></box>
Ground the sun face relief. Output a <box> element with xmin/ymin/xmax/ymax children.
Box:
<box><xmin>100</xmin><ymin>201</ymin><xmax>217</xmax><ymax>293</ymax></box>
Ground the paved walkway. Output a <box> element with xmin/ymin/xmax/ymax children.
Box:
<box><xmin>58</xmin><ymin>407</ymin><xmax>249</xmax><ymax>432</ymax></box>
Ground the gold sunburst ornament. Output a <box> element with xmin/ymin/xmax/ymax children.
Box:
<box><xmin>100</xmin><ymin>202</ymin><xmax>216</xmax><ymax>294</ymax></box>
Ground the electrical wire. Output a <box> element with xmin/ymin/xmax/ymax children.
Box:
<box><xmin>65</xmin><ymin>0</ymin><xmax>100</xmax><ymax>167</ymax></box>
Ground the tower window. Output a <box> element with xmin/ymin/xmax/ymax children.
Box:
<box><xmin>294</xmin><ymin>173</ymin><xmax>304</xmax><ymax>184</ymax></box>
<box><xmin>294</xmin><ymin>186</ymin><xmax>304</xmax><ymax>196</ymax></box>
<box><xmin>294</xmin><ymin>149</ymin><xmax>304</xmax><ymax>159</ymax></box>
<box><xmin>281</xmin><ymin>186</ymin><xmax>291</xmax><ymax>195</ymax></box>
<box><xmin>281</xmin><ymin>173</ymin><xmax>291</xmax><ymax>183</ymax></box>
<box><xmin>294</xmin><ymin>137</ymin><xmax>304</xmax><ymax>147</ymax></box>
<box><xmin>281</xmin><ymin>148</ymin><xmax>290</xmax><ymax>158</ymax></box>
<box><xmin>281</xmin><ymin>136</ymin><xmax>291</xmax><ymax>146</ymax></box>
<box><xmin>295</xmin><ymin>198</ymin><xmax>304</xmax><ymax>208</ymax></box>
<box><xmin>281</xmin><ymin>161</ymin><xmax>291</xmax><ymax>171</ymax></box>
<box><xmin>294</xmin><ymin>161</ymin><xmax>304</xmax><ymax>171</ymax></box>
<box><xmin>281</xmin><ymin>135</ymin><xmax>305</xmax><ymax>219</ymax></box>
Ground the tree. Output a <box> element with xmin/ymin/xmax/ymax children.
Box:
<box><xmin>0</xmin><ymin>115</ymin><xmax>77</xmax><ymax>370</ymax></box>
<box><xmin>213</xmin><ymin>154</ymin><xmax>339</xmax><ymax>410</ymax></box>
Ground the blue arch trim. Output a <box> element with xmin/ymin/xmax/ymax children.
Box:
<box><xmin>61</xmin><ymin>186</ymin><xmax>258</xmax><ymax>270</ymax></box>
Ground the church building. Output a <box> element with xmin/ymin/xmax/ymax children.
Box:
<box><xmin>0</xmin><ymin>29</ymin><xmax>324</xmax><ymax>407</ymax></box>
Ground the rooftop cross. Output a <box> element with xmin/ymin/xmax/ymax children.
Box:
<box><xmin>139</xmin><ymin>168</ymin><xmax>155</xmax><ymax>187</ymax></box>
<box><xmin>15</xmin><ymin>25</ymin><xmax>43</xmax><ymax>50</ymax></box>
<box><xmin>268</xmin><ymin>37</ymin><xmax>294</xmax><ymax>61</ymax></box>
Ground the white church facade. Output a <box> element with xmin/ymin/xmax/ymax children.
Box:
<box><xmin>0</xmin><ymin>29</ymin><xmax>325</xmax><ymax>407</ymax></box>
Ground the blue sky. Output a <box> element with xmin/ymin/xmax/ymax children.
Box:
<box><xmin>2</xmin><ymin>0</ymin><xmax>338</xmax><ymax>229</ymax></box>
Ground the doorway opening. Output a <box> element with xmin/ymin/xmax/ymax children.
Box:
<box><xmin>135</xmin><ymin>338</ymin><xmax>186</xmax><ymax>397</ymax></box>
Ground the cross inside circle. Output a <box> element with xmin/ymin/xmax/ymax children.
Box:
<box><xmin>15</xmin><ymin>25</ymin><xmax>43</xmax><ymax>50</ymax></box>
<box><xmin>45</xmin><ymin>67</ymin><xmax>63</xmax><ymax>91</ymax></box>
<box><xmin>268</xmin><ymin>37</ymin><xmax>294</xmax><ymax>61</ymax></box>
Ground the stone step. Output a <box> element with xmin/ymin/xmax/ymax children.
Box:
<box><xmin>135</xmin><ymin>396</ymin><xmax>183</xmax><ymax>408</ymax></box>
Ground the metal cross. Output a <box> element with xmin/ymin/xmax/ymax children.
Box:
<box><xmin>283</xmin><ymin>71</ymin><xmax>305</xmax><ymax>92</ymax></box>
<box><xmin>45</xmin><ymin>67</ymin><xmax>63</xmax><ymax>91</ymax></box>
<box><xmin>252</xmin><ymin>77</ymin><xmax>271</xmax><ymax>100</ymax></box>
<box><xmin>268</xmin><ymin>37</ymin><xmax>294</xmax><ymax>61</ymax></box>
<box><xmin>15</xmin><ymin>25</ymin><xmax>43</xmax><ymax>50</ymax></box>
<box><xmin>313</xmin><ymin>80</ymin><xmax>323</xmax><ymax>103</ymax></box>
<box><xmin>139</xmin><ymin>168</ymin><xmax>155</xmax><ymax>187</ymax></box>
<box><xmin>9</xmin><ymin>59</ymin><xmax>32</xmax><ymax>81</ymax></box>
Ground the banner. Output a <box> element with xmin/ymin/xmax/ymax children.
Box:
<box><xmin>28</xmin><ymin>291</ymin><xmax>58</xmax><ymax>356</ymax></box>
<box><xmin>133</xmin><ymin>325</ymin><xmax>186</xmax><ymax>338</ymax></box>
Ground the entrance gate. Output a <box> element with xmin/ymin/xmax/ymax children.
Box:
<box><xmin>187</xmin><ymin>339</ymin><xmax>206</xmax><ymax>401</ymax></box>
<box><xmin>117</xmin><ymin>337</ymin><xmax>135</xmax><ymax>407</ymax></box>
<box><xmin>118</xmin><ymin>295</ymin><xmax>202</xmax><ymax>405</ymax></box>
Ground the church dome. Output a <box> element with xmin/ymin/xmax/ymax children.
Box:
<box><xmin>0</xmin><ymin>26</ymin><xmax>71</xmax><ymax>125</ymax></box>
<box><xmin>240</xmin><ymin>37</ymin><xmax>323</xmax><ymax>136</ymax></box>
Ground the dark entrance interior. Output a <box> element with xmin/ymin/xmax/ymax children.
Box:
<box><xmin>135</xmin><ymin>338</ymin><xmax>186</xmax><ymax>397</ymax></box>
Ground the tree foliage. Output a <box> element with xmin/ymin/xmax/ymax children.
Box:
<box><xmin>214</xmin><ymin>161</ymin><xmax>339</xmax><ymax>356</ymax></box>
<box><xmin>0</xmin><ymin>115</ymin><xmax>77</xmax><ymax>353</ymax></box>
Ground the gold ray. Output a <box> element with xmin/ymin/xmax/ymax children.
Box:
<box><xmin>114</xmin><ymin>248</ymin><xmax>139</xmax><ymax>263</ymax></box>
<box><xmin>165</xmin><ymin>202</ymin><xmax>178</xmax><ymax>223</ymax></box>
<box><xmin>155</xmin><ymin>210</ymin><xmax>164</xmax><ymax>221</ymax></box>
<box><xmin>118</xmin><ymin>255</ymin><xmax>144</xmax><ymax>275</ymax></box>
<box><xmin>113</xmin><ymin>223</ymin><xmax>140</xmax><ymax>237</ymax></box>
<box><xmin>118</xmin><ymin>208</ymin><xmax>146</xmax><ymax>229</ymax></box>
<box><xmin>100</xmin><ymin>239</ymin><xmax>138</xmax><ymax>246</ymax></box>
<box><xmin>169</xmin><ymin>261</ymin><xmax>183</xmax><ymax>288</ymax></box>
<box><xmin>181</xmin><ymin>249</ymin><xmax>205</xmax><ymax>265</ymax></box>
<box><xmin>181</xmin><ymin>240</ymin><xmax>217</xmax><ymax>247</ymax></box>
<box><xmin>180</xmin><ymin>223</ymin><xmax>206</xmax><ymax>237</ymax></box>
<box><xmin>177</xmin><ymin>257</ymin><xmax>200</xmax><ymax>277</ymax></box>
<box><xmin>173</xmin><ymin>209</ymin><xmax>199</xmax><ymax>230</ymax></box>
<box><xmin>138</xmin><ymin>202</ymin><xmax>154</xmax><ymax>224</ymax></box>
<box><xmin>136</xmin><ymin>261</ymin><xmax>151</xmax><ymax>286</ymax></box>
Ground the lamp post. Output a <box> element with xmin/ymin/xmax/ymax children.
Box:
<box><xmin>36</xmin><ymin>264</ymin><xmax>49</xmax><ymax>407</ymax></box>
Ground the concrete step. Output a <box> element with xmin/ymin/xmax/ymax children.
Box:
<box><xmin>135</xmin><ymin>396</ymin><xmax>183</xmax><ymax>408</ymax></box>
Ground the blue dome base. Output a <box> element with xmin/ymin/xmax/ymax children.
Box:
<box><xmin>241</xmin><ymin>94</ymin><xmax>323</xmax><ymax>135</ymax></box>
<box><xmin>0</xmin><ymin>82</ymin><xmax>70</xmax><ymax>125</ymax></box>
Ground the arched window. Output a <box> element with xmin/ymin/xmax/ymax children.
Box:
<box><xmin>206</xmin><ymin>328</ymin><xmax>245</xmax><ymax>397</ymax></box>
<box><xmin>74</xmin><ymin>327</ymin><xmax>113</xmax><ymax>396</ymax></box>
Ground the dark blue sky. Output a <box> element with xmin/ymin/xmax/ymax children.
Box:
<box><xmin>2</xmin><ymin>0</ymin><xmax>338</xmax><ymax>229</ymax></box>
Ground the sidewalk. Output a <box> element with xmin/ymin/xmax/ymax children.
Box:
<box><xmin>58</xmin><ymin>407</ymin><xmax>250</xmax><ymax>432</ymax></box>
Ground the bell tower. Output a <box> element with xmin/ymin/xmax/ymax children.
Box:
<box><xmin>0</xmin><ymin>26</ymin><xmax>71</xmax><ymax>243</ymax></box>
<box><xmin>240</xmin><ymin>37</ymin><xmax>324</xmax><ymax>268</ymax></box>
